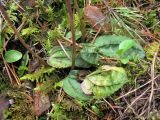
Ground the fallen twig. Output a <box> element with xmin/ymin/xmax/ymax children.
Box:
<box><xmin>148</xmin><ymin>49</ymin><xmax>159</xmax><ymax>114</ymax></box>
<box><xmin>115</xmin><ymin>75</ymin><xmax>160</xmax><ymax>100</ymax></box>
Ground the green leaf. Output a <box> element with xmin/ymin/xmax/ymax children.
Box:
<box><xmin>75</xmin><ymin>54</ymin><xmax>91</xmax><ymax>68</ymax></box>
<box><xmin>94</xmin><ymin>35</ymin><xmax>128</xmax><ymax>58</ymax></box>
<box><xmin>66</xmin><ymin>30</ymin><xmax>82</xmax><ymax>41</ymax></box>
<box><xmin>80</xmin><ymin>44</ymin><xmax>99</xmax><ymax>65</ymax></box>
<box><xmin>81</xmin><ymin>65</ymin><xmax>128</xmax><ymax>98</ymax></box>
<box><xmin>5</xmin><ymin>50</ymin><xmax>22</xmax><ymax>63</ymax></box>
<box><xmin>18</xmin><ymin>52</ymin><xmax>29</xmax><ymax>76</ymax></box>
<box><xmin>120</xmin><ymin>58</ymin><xmax>129</xmax><ymax>64</ymax></box>
<box><xmin>63</xmin><ymin>70</ymin><xmax>92</xmax><ymax>101</ymax></box>
<box><xmin>47</xmin><ymin>47</ymin><xmax>91</xmax><ymax>68</ymax></box>
<box><xmin>118</xmin><ymin>40</ymin><xmax>136</xmax><ymax>54</ymax></box>
<box><xmin>47</xmin><ymin>47</ymin><xmax>72</xmax><ymax>68</ymax></box>
<box><xmin>94</xmin><ymin>35</ymin><xmax>125</xmax><ymax>47</ymax></box>
<box><xmin>94</xmin><ymin>35</ymin><xmax>145</xmax><ymax>62</ymax></box>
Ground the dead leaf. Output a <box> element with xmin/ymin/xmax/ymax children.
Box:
<box><xmin>77</xmin><ymin>70</ymin><xmax>90</xmax><ymax>82</ymax></box>
<box><xmin>84</xmin><ymin>5</ymin><xmax>112</xmax><ymax>33</ymax></box>
<box><xmin>34</xmin><ymin>83</ymin><xmax>50</xmax><ymax>116</ymax></box>
<box><xmin>103</xmin><ymin>113</ymin><xmax>113</xmax><ymax>120</ymax></box>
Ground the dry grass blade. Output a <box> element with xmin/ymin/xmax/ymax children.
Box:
<box><xmin>103</xmin><ymin>98</ymin><xmax>116</xmax><ymax>113</ymax></box>
<box><xmin>57</xmin><ymin>40</ymin><xmax>71</xmax><ymax>59</ymax></box>
<box><xmin>115</xmin><ymin>75</ymin><xmax>160</xmax><ymax>100</ymax></box>
<box><xmin>124</xmin><ymin>87</ymin><xmax>150</xmax><ymax>113</ymax></box>
<box><xmin>148</xmin><ymin>49</ymin><xmax>159</xmax><ymax>114</ymax></box>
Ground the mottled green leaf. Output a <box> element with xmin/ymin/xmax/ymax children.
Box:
<box><xmin>75</xmin><ymin>54</ymin><xmax>91</xmax><ymax>68</ymax></box>
<box><xmin>81</xmin><ymin>65</ymin><xmax>128</xmax><ymax>98</ymax></box>
<box><xmin>47</xmin><ymin>47</ymin><xmax>91</xmax><ymax>68</ymax></box>
<box><xmin>63</xmin><ymin>70</ymin><xmax>92</xmax><ymax>101</ymax></box>
<box><xmin>5</xmin><ymin>50</ymin><xmax>22</xmax><ymax>63</ymax></box>
<box><xmin>95</xmin><ymin>35</ymin><xmax>126</xmax><ymax>47</ymax></box>
<box><xmin>94</xmin><ymin>35</ymin><xmax>145</xmax><ymax>62</ymax></box>
<box><xmin>80</xmin><ymin>44</ymin><xmax>99</xmax><ymax>64</ymax></box>
<box><xmin>47</xmin><ymin>47</ymin><xmax>72</xmax><ymax>68</ymax></box>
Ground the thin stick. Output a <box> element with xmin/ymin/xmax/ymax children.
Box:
<box><xmin>92</xmin><ymin>26</ymin><xmax>102</xmax><ymax>43</ymax></box>
<box><xmin>148</xmin><ymin>50</ymin><xmax>159</xmax><ymax>113</ymax></box>
<box><xmin>103</xmin><ymin>98</ymin><xmax>116</xmax><ymax>113</ymax></box>
<box><xmin>62</xmin><ymin>36</ymin><xmax>81</xmax><ymax>48</ymax></box>
<box><xmin>122</xmin><ymin>95</ymin><xmax>138</xmax><ymax>117</ymax></box>
<box><xmin>0</xmin><ymin>3</ymin><xmax>47</xmax><ymax>66</ymax></box>
<box><xmin>124</xmin><ymin>87</ymin><xmax>150</xmax><ymax>113</ymax></box>
<box><xmin>6</xmin><ymin>63</ymin><xmax>21</xmax><ymax>85</ymax></box>
<box><xmin>1</xmin><ymin>54</ymin><xmax>13</xmax><ymax>84</ymax></box>
<box><xmin>11</xmin><ymin>64</ymin><xmax>21</xmax><ymax>84</ymax></box>
<box><xmin>66</xmin><ymin>0</ymin><xmax>76</xmax><ymax>69</ymax></box>
<box><xmin>57</xmin><ymin>40</ymin><xmax>71</xmax><ymax>59</ymax></box>
<box><xmin>2</xmin><ymin>50</ymin><xmax>20</xmax><ymax>85</ymax></box>
<box><xmin>115</xmin><ymin>75</ymin><xmax>160</xmax><ymax>100</ymax></box>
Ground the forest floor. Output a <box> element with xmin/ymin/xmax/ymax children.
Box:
<box><xmin>0</xmin><ymin>0</ymin><xmax>160</xmax><ymax>120</ymax></box>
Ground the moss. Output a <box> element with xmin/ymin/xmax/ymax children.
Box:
<box><xmin>2</xmin><ymin>86</ymin><xmax>35</xmax><ymax>120</ymax></box>
<box><xmin>0</xmin><ymin>62</ymin><xmax>8</xmax><ymax>93</ymax></box>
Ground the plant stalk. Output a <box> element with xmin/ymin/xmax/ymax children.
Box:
<box><xmin>66</xmin><ymin>0</ymin><xmax>76</xmax><ymax>69</ymax></box>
